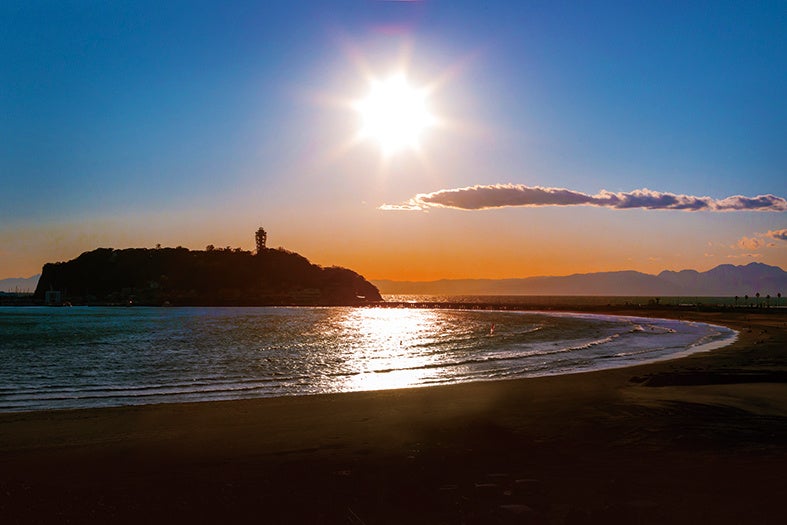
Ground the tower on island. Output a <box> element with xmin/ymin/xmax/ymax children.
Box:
<box><xmin>255</xmin><ymin>227</ymin><xmax>267</xmax><ymax>255</ymax></box>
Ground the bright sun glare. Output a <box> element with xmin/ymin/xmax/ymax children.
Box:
<box><xmin>354</xmin><ymin>73</ymin><xmax>436</xmax><ymax>156</ymax></box>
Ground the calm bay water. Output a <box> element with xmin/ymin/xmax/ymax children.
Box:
<box><xmin>0</xmin><ymin>305</ymin><xmax>736</xmax><ymax>412</ymax></box>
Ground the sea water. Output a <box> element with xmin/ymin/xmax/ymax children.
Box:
<box><xmin>0</xmin><ymin>305</ymin><xmax>736</xmax><ymax>412</ymax></box>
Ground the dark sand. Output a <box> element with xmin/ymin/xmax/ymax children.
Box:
<box><xmin>2</xmin><ymin>308</ymin><xmax>786</xmax><ymax>524</ymax></box>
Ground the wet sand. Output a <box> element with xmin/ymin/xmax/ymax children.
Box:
<box><xmin>1</xmin><ymin>308</ymin><xmax>786</xmax><ymax>524</ymax></box>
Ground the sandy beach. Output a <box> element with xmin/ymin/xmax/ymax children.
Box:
<box><xmin>1</xmin><ymin>307</ymin><xmax>786</xmax><ymax>524</ymax></box>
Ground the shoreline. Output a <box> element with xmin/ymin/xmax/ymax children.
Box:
<box><xmin>0</xmin><ymin>307</ymin><xmax>739</xmax><ymax>415</ymax></box>
<box><xmin>1</xmin><ymin>307</ymin><xmax>786</xmax><ymax>523</ymax></box>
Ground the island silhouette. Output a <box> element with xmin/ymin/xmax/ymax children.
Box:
<box><xmin>34</xmin><ymin>229</ymin><xmax>381</xmax><ymax>306</ymax></box>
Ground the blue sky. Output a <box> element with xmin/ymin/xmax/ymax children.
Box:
<box><xmin>2</xmin><ymin>1</ymin><xmax>785</xmax><ymax>280</ymax></box>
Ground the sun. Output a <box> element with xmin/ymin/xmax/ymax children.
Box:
<box><xmin>354</xmin><ymin>73</ymin><xmax>436</xmax><ymax>156</ymax></box>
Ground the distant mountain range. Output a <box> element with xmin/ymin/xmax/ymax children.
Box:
<box><xmin>0</xmin><ymin>275</ymin><xmax>40</xmax><ymax>293</ymax></box>
<box><xmin>5</xmin><ymin>263</ymin><xmax>787</xmax><ymax>299</ymax></box>
<box><xmin>373</xmin><ymin>263</ymin><xmax>787</xmax><ymax>297</ymax></box>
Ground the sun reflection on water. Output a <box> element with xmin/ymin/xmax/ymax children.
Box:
<box><xmin>338</xmin><ymin>307</ymin><xmax>444</xmax><ymax>391</ymax></box>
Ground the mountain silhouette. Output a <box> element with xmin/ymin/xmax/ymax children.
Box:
<box><xmin>373</xmin><ymin>263</ymin><xmax>787</xmax><ymax>297</ymax></box>
<box><xmin>0</xmin><ymin>275</ymin><xmax>40</xmax><ymax>293</ymax></box>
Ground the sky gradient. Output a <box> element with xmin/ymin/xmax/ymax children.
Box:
<box><xmin>2</xmin><ymin>1</ymin><xmax>786</xmax><ymax>281</ymax></box>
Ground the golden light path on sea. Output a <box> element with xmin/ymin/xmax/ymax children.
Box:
<box><xmin>338</xmin><ymin>307</ymin><xmax>443</xmax><ymax>392</ymax></box>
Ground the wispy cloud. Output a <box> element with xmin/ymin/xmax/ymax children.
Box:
<box><xmin>765</xmin><ymin>228</ymin><xmax>787</xmax><ymax>241</ymax></box>
<box><xmin>736</xmin><ymin>236</ymin><xmax>771</xmax><ymax>250</ymax></box>
<box><xmin>380</xmin><ymin>184</ymin><xmax>787</xmax><ymax>212</ymax></box>
<box><xmin>733</xmin><ymin>228</ymin><xmax>787</xmax><ymax>251</ymax></box>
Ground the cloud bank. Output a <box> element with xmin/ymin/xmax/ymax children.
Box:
<box><xmin>380</xmin><ymin>184</ymin><xmax>787</xmax><ymax>212</ymax></box>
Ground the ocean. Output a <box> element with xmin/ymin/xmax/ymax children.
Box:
<box><xmin>0</xmin><ymin>303</ymin><xmax>736</xmax><ymax>412</ymax></box>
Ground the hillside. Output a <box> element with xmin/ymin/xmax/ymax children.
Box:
<box><xmin>34</xmin><ymin>247</ymin><xmax>381</xmax><ymax>306</ymax></box>
<box><xmin>373</xmin><ymin>263</ymin><xmax>787</xmax><ymax>297</ymax></box>
<box><xmin>0</xmin><ymin>275</ymin><xmax>40</xmax><ymax>293</ymax></box>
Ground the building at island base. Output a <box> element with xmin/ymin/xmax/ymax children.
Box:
<box><xmin>44</xmin><ymin>290</ymin><xmax>62</xmax><ymax>305</ymax></box>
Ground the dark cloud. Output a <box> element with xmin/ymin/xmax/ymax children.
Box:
<box><xmin>380</xmin><ymin>184</ymin><xmax>787</xmax><ymax>212</ymax></box>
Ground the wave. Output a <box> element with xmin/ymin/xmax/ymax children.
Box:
<box><xmin>564</xmin><ymin>333</ymin><xmax>620</xmax><ymax>351</ymax></box>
